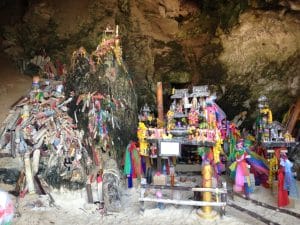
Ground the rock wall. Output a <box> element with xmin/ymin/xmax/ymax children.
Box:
<box><xmin>218</xmin><ymin>10</ymin><xmax>300</xmax><ymax>122</ymax></box>
<box><xmin>1</xmin><ymin>0</ymin><xmax>300</xmax><ymax>129</ymax></box>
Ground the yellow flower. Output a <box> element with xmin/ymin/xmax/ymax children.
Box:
<box><xmin>167</xmin><ymin>110</ymin><xmax>174</xmax><ymax>118</ymax></box>
<box><xmin>138</xmin><ymin>122</ymin><xmax>147</xmax><ymax>130</ymax></box>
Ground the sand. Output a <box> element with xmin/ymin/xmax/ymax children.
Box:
<box><xmin>0</xmin><ymin>179</ymin><xmax>298</xmax><ymax>225</ymax></box>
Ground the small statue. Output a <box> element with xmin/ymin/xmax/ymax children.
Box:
<box><xmin>170</xmin><ymin>100</ymin><xmax>176</xmax><ymax>111</ymax></box>
<box><xmin>176</xmin><ymin>101</ymin><xmax>183</xmax><ymax>113</ymax></box>
<box><xmin>192</xmin><ymin>96</ymin><xmax>198</xmax><ymax>109</ymax></box>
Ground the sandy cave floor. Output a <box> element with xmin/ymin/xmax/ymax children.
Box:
<box><xmin>0</xmin><ymin>54</ymin><xmax>299</xmax><ymax>225</ymax></box>
<box><xmin>0</xmin><ymin>170</ymin><xmax>299</xmax><ymax>225</ymax></box>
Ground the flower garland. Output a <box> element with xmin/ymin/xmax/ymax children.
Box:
<box><xmin>137</xmin><ymin>122</ymin><xmax>149</xmax><ymax>156</ymax></box>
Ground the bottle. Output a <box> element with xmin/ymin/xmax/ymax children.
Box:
<box><xmin>32</xmin><ymin>75</ymin><xmax>40</xmax><ymax>91</ymax></box>
<box><xmin>162</xmin><ymin>164</ymin><xmax>167</xmax><ymax>175</ymax></box>
<box><xmin>170</xmin><ymin>165</ymin><xmax>175</xmax><ymax>186</ymax></box>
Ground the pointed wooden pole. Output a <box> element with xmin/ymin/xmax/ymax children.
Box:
<box><xmin>156</xmin><ymin>82</ymin><xmax>164</xmax><ymax>172</ymax></box>
<box><xmin>157</xmin><ymin>82</ymin><xmax>164</xmax><ymax>125</ymax></box>
<box><xmin>286</xmin><ymin>98</ymin><xmax>300</xmax><ymax>135</ymax></box>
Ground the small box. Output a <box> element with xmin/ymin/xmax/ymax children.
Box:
<box><xmin>153</xmin><ymin>174</ymin><xmax>167</xmax><ymax>185</ymax></box>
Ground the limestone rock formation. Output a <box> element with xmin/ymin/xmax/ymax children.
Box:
<box><xmin>1</xmin><ymin>0</ymin><xmax>300</xmax><ymax>128</ymax></box>
<box><xmin>218</xmin><ymin>10</ymin><xmax>300</xmax><ymax>121</ymax></box>
<box><xmin>65</xmin><ymin>28</ymin><xmax>137</xmax><ymax>161</ymax></box>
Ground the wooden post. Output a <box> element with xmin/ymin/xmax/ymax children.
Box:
<box><xmin>10</xmin><ymin>130</ymin><xmax>16</xmax><ymax>158</ymax></box>
<box><xmin>97</xmin><ymin>171</ymin><xmax>103</xmax><ymax>205</ymax></box>
<box><xmin>140</xmin><ymin>186</ymin><xmax>145</xmax><ymax>214</ymax></box>
<box><xmin>202</xmin><ymin>164</ymin><xmax>212</xmax><ymax>213</ymax></box>
<box><xmin>86</xmin><ymin>181</ymin><xmax>93</xmax><ymax>203</ymax></box>
<box><xmin>157</xmin><ymin>82</ymin><xmax>163</xmax><ymax>172</ymax></box>
<box><xmin>24</xmin><ymin>153</ymin><xmax>35</xmax><ymax>194</ymax></box>
<box><xmin>220</xmin><ymin>182</ymin><xmax>227</xmax><ymax>217</ymax></box>
<box><xmin>15</xmin><ymin>170</ymin><xmax>26</xmax><ymax>195</ymax></box>
<box><xmin>157</xmin><ymin>156</ymin><xmax>162</xmax><ymax>173</ymax></box>
<box><xmin>32</xmin><ymin>150</ymin><xmax>41</xmax><ymax>175</ymax></box>
<box><xmin>286</xmin><ymin>98</ymin><xmax>300</xmax><ymax>135</ymax></box>
<box><xmin>157</xmin><ymin>82</ymin><xmax>164</xmax><ymax>126</ymax></box>
<box><xmin>197</xmin><ymin>163</ymin><xmax>218</xmax><ymax>219</ymax></box>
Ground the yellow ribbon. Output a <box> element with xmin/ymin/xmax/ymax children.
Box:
<box><xmin>213</xmin><ymin>131</ymin><xmax>224</xmax><ymax>164</ymax></box>
<box><xmin>260</xmin><ymin>108</ymin><xmax>273</xmax><ymax>124</ymax></box>
<box><xmin>137</xmin><ymin>122</ymin><xmax>149</xmax><ymax>156</ymax></box>
<box><xmin>268</xmin><ymin>155</ymin><xmax>278</xmax><ymax>186</ymax></box>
